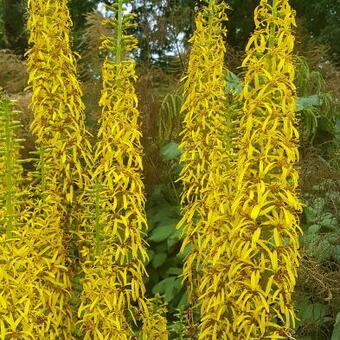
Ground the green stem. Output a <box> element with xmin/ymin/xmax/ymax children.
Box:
<box><xmin>115</xmin><ymin>0</ymin><xmax>123</xmax><ymax>63</ymax></box>
<box><xmin>268</xmin><ymin>0</ymin><xmax>278</xmax><ymax>72</ymax></box>
<box><xmin>3</xmin><ymin>101</ymin><xmax>14</xmax><ymax>239</ymax></box>
<box><xmin>94</xmin><ymin>181</ymin><xmax>103</xmax><ymax>257</ymax></box>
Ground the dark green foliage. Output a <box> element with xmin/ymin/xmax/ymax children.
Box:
<box><xmin>291</xmin><ymin>0</ymin><xmax>340</xmax><ymax>63</ymax></box>
<box><xmin>0</xmin><ymin>0</ymin><xmax>101</xmax><ymax>54</ymax></box>
<box><xmin>1</xmin><ymin>0</ymin><xmax>27</xmax><ymax>53</ymax></box>
<box><xmin>145</xmin><ymin>149</ymin><xmax>187</xmax><ymax>313</ymax></box>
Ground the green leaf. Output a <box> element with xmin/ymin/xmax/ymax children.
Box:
<box><xmin>152</xmin><ymin>277</ymin><xmax>182</xmax><ymax>303</ymax></box>
<box><xmin>149</xmin><ymin>222</ymin><xmax>177</xmax><ymax>242</ymax></box>
<box><xmin>318</xmin><ymin>240</ymin><xmax>333</xmax><ymax>261</ymax></box>
<box><xmin>152</xmin><ymin>277</ymin><xmax>173</xmax><ymax>295</ymax></box>
<box><xmin>167</xmin><ymin>228</ymin><xmax>181</xmax><ymax>250</ymax></box>
<box><xmin>332</xmin><ymin>323</ymin><xmax>340</xmax><ymax>340</ymax></box>
<box><xmin>160</xmin><ymin>142</ymin><xmax>182</xmax><ymax>161</ymax></box>
<box><xmin>332</xmin><ymin>314</ymin><xmax>340</xmax><ymax>340</ymax></box>
<box><xmin>307</xmin><ymin>224</ymin><xmax>321</xmax><ymax>235</ymax></box>
<box><xmin>166</xmin><ymin>267</ymin><xmax>182</xmax><ymax>276</ymax></box>
<box><xmin>304</xmin><ymin>206</ymin><xmax>318</xmax><ymax>224</ymax></box>
<box><xmin>147</xmin><ymin>203</ymin><xmax>179</xmax><ymax>230</ymax></box>
<box><xmin>176</xmin><ymin>243</ymin><xmax>193</xmax><ymax>261</ymax></box>
<box><xmin>296</xmin><ymin>94</ymin><xmax>321</xmax><ymax>111</ymax></box>
<box><xmin>177</xmin><ymin>290</ymin><xmax>188</xmax><ymax>307</ymax></box>
<box><xmin>164</xmin><ymin>278</ymin><xmax>182</xmax><ymax>302</ymax></box>
<box><xmin>320</xmin><ymin>213</ymin><xmax>338</xmax><ymax>231</ymax></box>
<box><xmin>226</xmin><ymin>71</ymin><xmax>244</xmax><ymax>94</ymax></box>
<box><xmin>336</xmin><ymin>313</ymin><xmax>340</xmax><ymax>323</ymax></box>
<box><xmin>147</xmin><ymin>249</ymin><xmax>155</xmax><ymax>262</ymax></box>
<box><xmin>297</xmin><ymin>302</ymin><xmax>330</xmax><ymax>322</ymax></box>
<box><xmin>152</xmin><ymin>253</ymin><xmax>167</xmax><ymax>269</ymax></box>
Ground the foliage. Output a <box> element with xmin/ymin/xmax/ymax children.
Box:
<box><xmin>291</xmin><ymin>0</ymin><xmax>340</xmax><ymax>63</ymax></box>
<box><xmin>292</xmin><ymin>142</ymin><xmax>340</xmax><ymax>340</ymax></box>
<box><xmin>145</xmin><ymin>173</ymin><xmax>185</xmax><ymax>312</ymax></box>
<box><xmin>295</xmin><ymin>56</ymin><xmax>337</xmax><ymax>148</ymax></box>
<box><xmin>1</xmin><ymin>0</ymin><xmax>27</xmax><ymax>53</ymax></box>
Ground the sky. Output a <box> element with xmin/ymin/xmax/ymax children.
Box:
<box><xmin>97</xmin><ymin>2</ymin><xmax>185</xmax><ymax>57</ymax></box>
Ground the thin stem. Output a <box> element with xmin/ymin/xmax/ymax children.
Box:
<box><xmin>115</xmin><ymin>0</ymin><xmax>123</xmax><ymax>63</ymax></box>
<box><xmin>3</xmin><ymin>102</ymin><xmax>14</xmax><ymax>239</ymax></box>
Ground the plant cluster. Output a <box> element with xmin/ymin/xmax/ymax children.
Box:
<box><xmin>0</xmin><ymin>0</ymin><xmax>339</xmax><ymax>339</ymax></box>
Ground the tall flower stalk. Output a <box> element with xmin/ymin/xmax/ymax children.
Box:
<box><xmin>26</xmin><ymin>0</ymin><xmax>92</xmax><ymax>197</ymax></box>
<box><xmin>77</xmin><ymin>1</ymin><xmax>167</xmax><ymax>338</ymax></box>
<box><xmin>0</xmin><ymin>92</ymin><xmax>31</xmax><ymax>339</ymax></box>
<box><xmin>225</xmin><ymin>0</ymin><xmax>303</xmax><ymax>338</ymax></box>
<box><xmin>25</xmin><ymin>0</ymin><xmax>92</xmax><ymax>337</ymax></box>
<box><xmin>0</xmin><ymin>95</ymin><xmax>24</xmax><ymax>239</ymax></box>
<box><xmin>176</xmin><ymin>0</ymin><xmax>232</xmax><ymax>337</ymax></box>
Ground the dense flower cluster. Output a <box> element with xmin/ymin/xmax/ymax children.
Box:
<box><xmin>0</xmin><ymin>0</ymin><xmax>303</xmax><ymax>338</ymax></box>
<box><xmin>26</xmin><ymin>0</ymin><xmax>92</xmax><ymax>195</ymax></box>
<box><xmin>77</xmin><ymin>1</ymin><xmax>167</xmax><ymax>338</ymax></box>
<box><xmin>0</xmin><ymin>94</ymin><xmax>30</xmax><ymax>339</ymax></box>
<box><xmin>224</xmin><ymin>0</ymin><xmax>302</xmax><ymax>338</ymax></box>
<box><xmin>24</xmin><ymin>0</ymin><xmax>92</xmax><ymax>337</ymax></box>
<box><xmin>176</xmin><ymin>0</ymin><xmax>233</xmax><ymax>338</ymax></box>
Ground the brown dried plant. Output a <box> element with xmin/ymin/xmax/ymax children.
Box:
<box><xmin>0</xmin><ymin>49</ymin><xmax>27</xmax><ymax>94</ymax></box>
<box><xmin>0</xmin><ymin>50</ymin><xmax>33</xmax><ymax>163</ymax></box>
<box><xmin>79</xmin><ymin>10</ymin><xmax>111</xmax><ymax>136</ymax></box>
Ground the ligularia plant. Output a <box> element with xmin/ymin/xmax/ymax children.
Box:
<box><xmin>26</xmin><ymin>0</ymin><xmax>92</xmax><ymax>191</ymax></box>
<box><xmin>0</xmin><ymin>0</ymin><xmax>304</xmax><ymax>338</ymax></box>
<box><xmin>176</xmin><ymin>0</ymin><xmax>233</xmax><ymax>338</ymax></box>
<box><xmin>25</xmin><ymin>0</ymin><xmax>92</xmax><ymax>337</ymax></box>
<box><xmin>77</xmin><ymin>1</ymin><xmax>167</xmax><ymax>338</ymax></box>
<box><xmin>0</xmin><ymin>91</ymin><xmax>31</xmax><ymax>339</ymax></box>
<box><xmin>223</xmin><ymin>0</ymin><xmax>303</xmax><ymax>338</ymax></box>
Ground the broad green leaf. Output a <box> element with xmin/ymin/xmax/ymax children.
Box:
<box><xmin>331</xmin><ymin>323</ymin><xmax>340</xmax><ymax>340</ymax></box>
<box><xmin>304</xmin><ymin>206</ymin><xmax>318</xmax><ymax>224</ymax></box>
<box><xmin>166</xmin><ymin>267</ymin><xmax>182</xmax><ymax>276</ymax></box>
<box><xmin>167</xmin><ymin>228</ymin><xmax>181</xmax><ymax>250</ymax></box>
<box><xmin>152</xmin><ymin>277</ymin><xmax>182</xmax><ymax>302</ymax></box>
<box><xmin>177</xmin><ymin>290</ymin><xmax>188</xmax><ymax>307</ymax></box>
<box><xmin>332</xmin><ymin>314</ymin><xmax>340</xmax><ymax>340</ymax></box>
<box><xmin>164</xmin><ymin>278</ymin><xmax>182</xmax><ymax>302</ymax></box>
<box><xmin>152</xmin><ymin>253</ymin><xmax>167</xmax><ymax>269</ymax></box>
<box><xmin>149</xmin><ymin>222</ymin><xmax>177</xmax><ymax>242</ymax></box>
<box><xmin>297</xmin><ymin>302</ymin><xmax>329</xmax><ymax>322</ymax></box>
<box><xmin>307</xmin><ymin>224</ymin><xmax>321</xmax><ymax>235</ymax></box>
<box><xmin>176</xmin><ymin>243</ymin><xmax>193</xmax><ymax>261</ymax></box>
<box><xmin>152</xmin><ymin>277</ymin><xmax>176</xmax><ymax>295</ymax></box>
<box><xmin>296</xmin><ymin>94</ymin><xmax>320</xmax><ymax>111</ymax></box>
<box><xmin>160</xmin><ymin>142</ymin><xmax>182</xmax><ymax>161</ymax></box>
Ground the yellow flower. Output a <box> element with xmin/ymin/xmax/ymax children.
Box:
<box><xmin>25</xmin><ymin>0</ymin><xmax>93</xmax><ymax>337</ymax></box>
<box><xmin>77</xmin><ymin>1</ymin><xmax>167</xmax><ymax>338</ymax></box>
<box><xmin>0</xmin><ymin>93</ymin><xmax>35</xmax><ymax>339</ymax></box>
<box><xmin>222</xmin><ymin>0</ymin><xmax>303</xmax><ymax>338</ymax></box>
<box><xmin>177</xmin><ymin>0</ymin><xmax>234</xmax><ymax>338</ymax></box>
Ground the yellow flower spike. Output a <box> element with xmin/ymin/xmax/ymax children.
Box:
<box><xmin>25</xmin><ymin>0</ymin><xmax>93</xmax><ymax>337</ymax></box>
<box><xmin>224</xmin><ymin>0</ymin><xmax>302</xmax><ymax>338</ymax></box>
<box><xmin>26</xmin><ymin>0</ymin><xmax>92</xmax><ymax>195</ymax></box>
<box><xmin>77</xmin><ymin>1</ymin><xmax>166</xmax><ymax>339</ymax></box>
<box><xmin>0</xmin><ymin>93</ymin><xmax>36</xmax><ymax>339</ymax></box>
<box><xmin>176</xmin><ymin>0</ymin><xmax>236</xmax><ymax>338</ymax></box>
